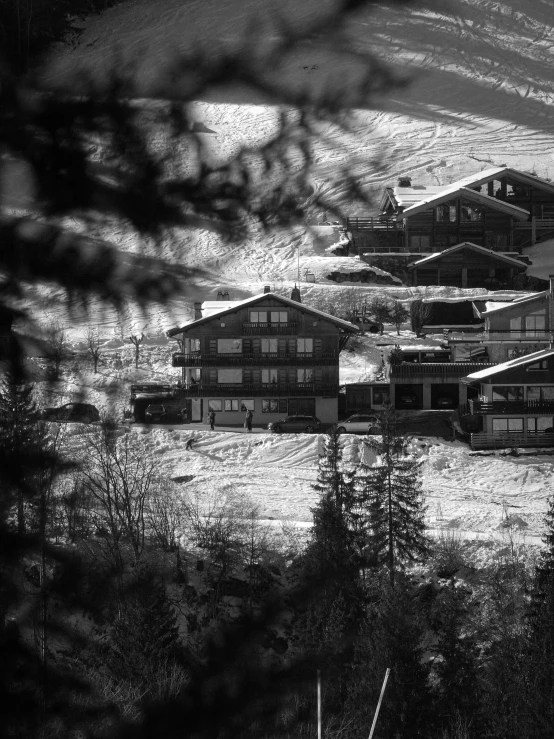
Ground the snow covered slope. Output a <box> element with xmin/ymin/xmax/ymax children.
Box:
<box><xmin>38</xmin><ymin>0</ymin><xmax>554</xmax><ymax>330</ymax></box>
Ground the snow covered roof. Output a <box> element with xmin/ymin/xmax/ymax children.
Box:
<box><xmin>167</xmin><ymin>292</ymin><xmax>360</xmax><ymax>336</ymax></box>
<box><xmin>399</xmin><ymin>186</ymin><xmax>530</xmax><ymax>220</ymax></box>
<box><xmin>379</xmin><ymin>184</ymin><xmax>444</xmax><ymax>210</ymax></box>
<box><xmin>407</xmin><ymin>242</ymin><xmax>527</xmax><ymax>269</ymax></box>
<box><xmin>450</xmin><ymin>167</ymin><xmax>554</xmax><ymax>195</ymax></box>
<box><xmin>475</xmin><ymin>290</ymin><xmax>548</xmax><ymax>317</ymax></box>
<box><xmin>465</xmin><ymin>348</ymin><xmax>554</xmax><ymax>381</ymax></box>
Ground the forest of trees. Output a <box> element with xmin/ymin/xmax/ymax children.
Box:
<box><xmin>1</xmin><ymin>0</ymin><xmax>554</xmax><ymax>737</ymax></box>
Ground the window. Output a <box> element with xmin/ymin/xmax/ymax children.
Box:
<box><xmin>492</xmin><ymin>386</ymin><xmax>524</xmax><ymax>401</ymax></box>
<box><xmin>270</xmin><ymin>310</ymin><xmax>288</xmax><ymax>323</ymax></box>
<box><xmin>528</xmin><ymin>417</ymin><xmax>554</xmax><ymax>432</ymax></box>
<box><xmin>240</xmin><ymin>399</ymin><xmax>254</xmax><ymax>411</ymax></box>
<box><xmin>297</xmin><ymin>368</ymin><xmax>314</xmax><ymax>383</ymax></box>
<box><xmin>525</xmin><ymin>311</ymin><xmax>546</xmax><ymax>337</ymax></box>
<box><xmin>217</xmin><ymin>368</ymin><xmax>242</xmax><ymax>383</ymax></box>
<box><xmin>250</xmin><ymin>310</ymin><xmax>268</xmax><ymax>323</ymax></box>
<box><xmin>372</xmin><ymin>388</ymin><xmax>390</xmax><ymax>406</ymax></box>
<box><xmin>527</xmin><ymin>360</ymin><xmax>549</xmax><ymax>371</ymax></box>
<box><xmin>262</xmin><ymin>399</ymin><xmax>279</xmax><ymax>413</ymax></box>
<box><xmin>509</xmin><ymin>316</ymin><xmax>522</xmax><ymax>336</ymax></box>
<box><xmin>460</xmin><ymin>199</ymin><xmax>483</xmax><ymax>222</ymax></box>
<box><xmin>436</xmin><ymin>202</ymin><xmax>457</xmax><ymax>222</ymax></box>
<box><xmin>527</xmin><ymin>386</ymin><xmax>554</xmax><ymax>401</ymax></box>
<box><xmin>492</xmin><ymin>418</ymin><xmax>524</xmax><ymax>433</ymax></box>
<box><xmin>224</xmin><ymin>399</ymin><xmax>239</xmax><ymax>411</ymax></box>
<box><xmin>262</xmin><ymin>368</ymin><xmax>279</xmax><ymax>384</ymax></box>
<box><xmin>189</xmin><ymin>368</ymin><xmax>200</xmax><ymax>384</ymax></box>
<box><xmin>261</xmin><ymin>338</ymin><xmax>278</xmax><ymax>354</ymax></box>
<box><xmin>208</xmin><ymin>399</ymin><xmax>223</xmax><ymax>411</ymax></box>
<box><xmin>409</xmin><ymin>235</ymin><xmax>430</xmax><ymax>250</ymax></box>
<box><xmin>217</xmin><ymin>338</ymin><xmax>242</xmax><ymax>353</ymax></box>
<box><xmin>297</xmin><ymin>338</ymin><xmax>314</xmax><ymax>354</ymax></box>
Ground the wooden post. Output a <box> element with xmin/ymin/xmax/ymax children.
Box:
<box><xmin>317</xmin><ymin>670</ymin><xmax>322</xmax><ymax>739</ymax></box>
<box><xmin>368</xmin><ymin>668</ymin><xmax>391</xmax><ymax>739</ymax></box>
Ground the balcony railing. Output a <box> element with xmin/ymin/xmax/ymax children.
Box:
<box><xmin>390</xmin><ymin>362</ymin><xmax>494</xmax><ymax>378</ymax></box>
<box><xmin>242</xmin><ymin>322</ymin><xmax>297</xmax><ymax>335</ymax></box>
<box><xmin>172</xmin><ymin>352</ymin><xmax>338</xmax><ymax>367</ymax></box>
<box><xmin>346</xmin><ymin>217</ymin><xmax>402</xmax><ymax>232</ymax></box>
<box><xmin>469</xmin><ymin>399</ymin><xmax>554</xmax><ymax>415</ymax></box>
<box><xmin>447</xmin><ymin>330</ymin><xmax>551</xmax><ymax>342</ymax></box>
<box><xmin>471</xmin><ymin>432</ymin><xmax>554</xmax><ymax>451</ymax></box>
<box><xmin>176</xmin><ymin>383</ymin><xmax>339</xmax><ymax>398</ymax></box>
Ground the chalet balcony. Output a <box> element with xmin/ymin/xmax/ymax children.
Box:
<box><xmin>175</xmin><ymin>383</ymin><xmax>339</xmax><ymax>398</ymax></box>
<box><xmin>447</xmin><ymin>330</ymin><xmax>551</xmax><ymax>343</ymax></box>
<box><xmin>172</xmin><ymin>352</ymin><xmax>338</xmax><ymax>367</ymax></box>
<box><xmin>242</xmin><ymin>322</ymin><xmax>297</xmax><ymax>335</ymax></box>
<box><xmin>390</xmin><ymin>362</ymin><xmax>494</xmax><ymax>379</ymax></box>
<box><xmin>345</xmin><ymin>217</ymin><xmax>402</xmax><ymax>233</ymax></box>
<box><xmin>469</xmin><ymin>399</ymin><xmax>554</xmax><ymax>415</ymax></box>
<box><xmin>471</xmin><ymin>432</ymin><xmax>554</xmax><ymax>451</ymax></box>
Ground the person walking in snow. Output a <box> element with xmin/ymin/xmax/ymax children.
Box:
<box><xmin>208</xmin><ymin>410</ymin><xmax>216</xmax><ymax>430</ymax></box>
<box><xmin>245</xmin><ymin>409</ymin><xmax>253</xmax><ymax>433</ymax></box>
<box><xmin>185</xmin><ymin>436</ymin><xmax>194</xmax><ymax>450</ymax></box>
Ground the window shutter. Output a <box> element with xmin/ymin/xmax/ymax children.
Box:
<box><xmin>209</xmin><ymin>339</ymin><xmax>217</xmax><ymax>354</ymax></box>
<box><xmin>279</xmin><ymin>338</ymin><xmax>287</xmax><ymax>354</ymax></box>
<box><xmin>252</xmin><ymin>338</ymin><xmax>261</xmax><ymax>354</ymax></box>
<box><xmin>243</xmin><ymin>338</ymin><xmax>252</xmax><ymax>354</ymax></box>
<box><xmin>209</xmin><ymin>369</ymin><xmax>217</xmax><ymax>384</ymax></box>
<box><xmin>289</xmin><ymin>338</ymin><xmax>297</xmax><ymax>354</ymax></box>
<box><xmin>244</xmin><ymin>369</ymin><xmax>253</xmax><ymax>385</ymax></box>
<box><xmin>289</xmin><ymin>368</ymin><xmax>297</xmax><ymax>383</ymax></box>
<box><xmin>250</xmin><ymin>369</ymin><xmax>259</xmax><ymax>385</ymax></box>
<box><xmin>279</xmin><ymin>369</ymin><xmax>287</xmax><ymax>386</ymax></box>
<box><xmin>279</xmin><ymin>399</ymin><xmax>288</xmax><ymax>414</ymax></box>
<box><xmin>315</xmin><ymin>369</ymin><xmax>323</xmax><ymax>385</ymax></box>
<box><xmin>314</xmin><ymin>338</ymin><xmax>322</xmax><ymax>354</ymax></box>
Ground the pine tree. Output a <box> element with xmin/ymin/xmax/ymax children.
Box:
<box><xmin>109</xmin><ymin>569</ymin><xmax>182</xmax><ymax>689</ymax></box>
<box><xmin>356</xmin><ymin>406</ymin><xmax>429</xmax><ymax>586</ymax></box>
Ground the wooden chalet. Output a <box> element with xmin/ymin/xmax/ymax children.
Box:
<box><xmin>347</xmin><ymin>167</ymin><xmax>554</xmax><ymax>255</ymax></box>
<box><xmin>463</xmin><ymin>348</ymin><xmax>554</xmax><ymax>450</ymax></box>
<box><xmin>166</xmin><ymin>290</ymin><xmax>359</xmax><ymax>426</ymax></box>
<box><xmin>407</xmin><ymin>242</ymin><xmax>526</xmax><ymax>288</ymax></box>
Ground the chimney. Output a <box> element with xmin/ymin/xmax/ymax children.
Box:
<box><xmin>194</xmin><ymin>302</ymin><xmax>202</xmax><ymax>320</ymax></box>
<box><xmin>290</xmin><ymin>284</ymin><xmax>301</xmax><ymax>303</ymax></box>
<box><xmin>398</xmin><ymin>176</ymin><xmax>412</xmax><ymax>188</ymax></box>
<box><xmin>263</xmin><ymin>285</ymin><xmax>271</xmax><ymax>294</ymax></box>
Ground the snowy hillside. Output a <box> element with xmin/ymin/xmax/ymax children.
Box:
<box><xmin>36</xmin><ymin>0</ymin><xmax>554</xmax><ymax>339</ymax></box>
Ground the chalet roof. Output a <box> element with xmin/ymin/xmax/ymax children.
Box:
<box><xmin>407</xmin><ymin>242</ymin><xmax>527</xmax><ymax>270</ymax></box>
<box><xmin>474</xmin><ymin>290</ymin><xmax>548</xmax><ymax>318</ymax></box>
<box><xmin>450</xmin><ymin>167</ymin><xmax>554</xmax><ymax>195</ymax></box>
<box><xmin>379</xmin><ymin>184</ymin><xmax>444</xmax><ymax>211</ymax></box>
<box><xmin>465</xmin><ymin>348</ymin><xmax>554</xmax><ymax>381</ymax></box>
<box><xmin>399</xmin><ymin>186</ymin><xmax>530</xmax><ymax>220</ymax></box>
<box><xmin>166</xmin><ymin>292</ymin><xmax>360</xmax><ymax>336</ymax></box>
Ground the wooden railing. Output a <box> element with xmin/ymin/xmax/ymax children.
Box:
<box><xmin>241</xmin><ymin>322</ymin><xmax>297</xmax><ymax>335</ymax></box>
<box><xmin>130</xmin><ymin>384</ymin><xmax>175</xmax><ymax>399</ymax></box>
<box><xmin>447</xmin><ymin>330</ymin><xmax>551</xmax><ymax>342</ymax></box>
<box><xmin>471</xmin><ymin>432</ymin><xmax>554</xmax><ymax>451</ymax></box>
<box><xmin>172</xmin><ymin>352</ymin><xmax>338</xmax><ymax>367</ymax></box>
<box><xmin>469</xmin><ymin>399</ymin><xmax>554</xmax><ymax>415</ymax></box>
<box><xmin>390</xmin><ymin>362</ymin><xmax>494</xmax><ymax>378</ymax></box>
<box><xmin>346</xmin><ymin>217</ymin><xmax>402</xmax><ymax>232</ymax></box>
<box><xmin>176</xmin><ymin>383</ymin><xmax>338</xmax><ymax>398</ymax></box>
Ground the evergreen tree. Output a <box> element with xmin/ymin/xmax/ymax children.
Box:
<box><xmin>356</xmin><ymin>407</ymin><xmax>429</xmax><ymax>586</ymax></box>
<box><xmin>109</xmin><ymin>568</ymin><xmax>182</xmax><ymax>691</ymax></box>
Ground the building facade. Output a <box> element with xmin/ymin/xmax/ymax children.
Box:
<box><xmin>167</xmin><ymin>291</ymin><xmax>358</xmax><ymax>426</ymax></box>
<box><xmin>463</xmin><ymin>349</ymin><xmax>554</xmax><ymax>449</ymax></box>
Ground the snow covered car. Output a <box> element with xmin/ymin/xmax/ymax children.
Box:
<box><xmin>144</xmin><ymin>404</ymin><xmax>168</xmax><ymax>423</ymax></box>
<box><xmin>267</xmin><ymin>415</ymin><xmax>321</xmax><ymax>433</ymax></box>
<box><xmin>39</xmin><ymin>403</ymin><xmax>100</xmax><ymax>423</ymax></box>
<box><xmin>336</xmin><ymin>414</ymin><xmax>380</xmax><ymax>434</ymax></box>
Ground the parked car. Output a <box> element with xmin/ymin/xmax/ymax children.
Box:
<box><xmin>337</xmin><ymin>414</ymin><xmax>380</xmax><ymax>434</ymax></box>
<box><xmin>144</xmin><ymin>404</ymin><xmax>168</xmax><ymax>423</ymax></box>
<box><xmin>268</xmin><ymin>415</ymin><xmax>321</xmax><ymax>433</ymax></box>
<box><xmin>40</xmin><ymin>402</ymin><xmax>100</xmax><ymax>423</ymax></box>
<box><xmin>397</xmin><ymin>392</ymin><xmax>418</xmax><ymax>408</ymax></box>
<box><xmin>436</xmin><ymin>396</ymin><xmax>456</xmax><ymax>409</ymax></box>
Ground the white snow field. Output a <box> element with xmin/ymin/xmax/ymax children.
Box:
<box><xmin>32</xmin><ymin>0</ymin><xmax>554</xmax><ymax>546</ymax></box>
